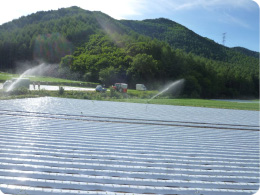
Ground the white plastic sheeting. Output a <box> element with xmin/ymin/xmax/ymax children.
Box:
<box><xmin>0</xmin><ymin>97</ymin><xmax>259</xmax><ymax>195</ymax></box>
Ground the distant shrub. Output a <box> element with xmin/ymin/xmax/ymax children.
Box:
<box><xmin>10</xmin><ymin>87</ymin><xmax>29</xmax><ymax>95</ymax></box>
<box><xmin>59</xmin><ymin>86</ymin><xmax>65</xmax><ymax>95</ymax></box>
<box><xmin>109</xmin><ymin>87</ymin><xmax>116</xmax><ymax>96</ymax></box>
<box><xmin>109</xmin><ymin>87</ymin><xmax>124</xmax><ymax>99</ymax></box>
<box><xmin>83</xmin><ymin>93</ymin><xmax>91</xmax><ymax>99</ymax></box>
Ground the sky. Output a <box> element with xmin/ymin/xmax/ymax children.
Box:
<box><xmin>0</xmin><ymin>0</ymin><xmax>259</xmax><ymax>52</ymax></box>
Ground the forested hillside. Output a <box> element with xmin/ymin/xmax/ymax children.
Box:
<box><xmin>0</xmin><ymin>6</ymin><xmax>258</xmax><ymax>98</ymax></box>
<box><xmin>121</xmin><ymin>18</ymin><xmax>259</xmax><ymax>64</ymax></box>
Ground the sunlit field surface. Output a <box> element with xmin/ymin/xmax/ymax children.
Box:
<box><xmin>0</xmin><ymin>97</ymin><xmax>259</xmax><ymax>195</ymax></box>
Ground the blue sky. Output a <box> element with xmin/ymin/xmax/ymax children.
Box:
<box><xmin>0</xmin><ymin>0</ymin><xmax>259</xmax><ymax>51</ymax></box>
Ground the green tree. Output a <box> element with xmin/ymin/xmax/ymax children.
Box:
<box><xmin>99</xmin><ymin>66</ymin><xmax>119</xmax><ymax>86</ymax></box>
<box><xmin>127</xmin><ymin>53</ymin><xmax>158</xmax><ymax>85</ymax></box>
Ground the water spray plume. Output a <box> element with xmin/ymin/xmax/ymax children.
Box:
<box><xmin>6</xmin><ymin>68</ymin><xmax>32</xmax><ymax>92</ymax></box>
<box><xmin>147</xmin><ymin>79</ymin><xmax>185</xmax><ymax>103</ymax></box>
<box><xmin>6</xmin><ymin>63</ymin><xmax>57</xmax><ymax>92</ymax></box>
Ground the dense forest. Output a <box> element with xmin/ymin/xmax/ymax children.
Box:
<box><xmin>0</xmin><ymin>6</ymin><xmax>259</xmax><ymax>98</ymax></box>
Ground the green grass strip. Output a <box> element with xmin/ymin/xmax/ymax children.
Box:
<box><xmin>115</xmin><ymin>98</ymin><xmax>259</xmax><ymax>111</ymax></box>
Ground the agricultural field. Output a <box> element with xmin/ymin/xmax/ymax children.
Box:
<box><xmin>0</xmin><ymin>72</ymin><xmax>74</xmax><ymax>83</ymax></box>
<box><xmin>0</xmin><ymin>97</ymin><xmax>259</xmax><ymax>195</ymax></box>
<box><xmin>0</xmin><ymin>72</ymin><xmax>98</xmax><ymax>87</ymax></box>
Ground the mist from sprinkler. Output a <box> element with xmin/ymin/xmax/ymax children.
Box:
<box><xmin>6</xmin><ymin>63</ymin><xmax>57</xmax><ymax>92</ymax></box>
<box><xmin>145</xmin><ymin>79</ymin><xmax>185</xmax><ymax>111</ymax></box>
<box><xmin>147</xmin><ymin>79</ymin><xmax>185</xmax><ymax>103</ymax></box>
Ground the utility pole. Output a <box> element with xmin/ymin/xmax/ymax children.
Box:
<box><xmin>222</xmin><ymin>32</ymin><xmax>226</xmax><ymax>46</ymax></box>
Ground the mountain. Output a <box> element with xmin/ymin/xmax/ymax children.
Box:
<box><xmin>0</xmin><ymin>6</ymin><xmax>258</xmax><ymax>98</ymax></box>
<box><xmin>120</xmin><ymin>18</ymin><xmax>259</xmax><ymax>65</ymax></box>
<box><xmin>121</xmin><ymin>18</ymin><xmax>226</xmax><ymax>60</ymax></box>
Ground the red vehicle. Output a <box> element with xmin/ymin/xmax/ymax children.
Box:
<box><xmin>112</xmin><ymin>83</ymin><xmax>128</xmax><ymax>93</ymax></box>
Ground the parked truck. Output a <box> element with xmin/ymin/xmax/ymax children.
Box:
<box><xmin>136</xmin><ymin>84</ymin><xmax>147</xmax><ymax>91</ymax></box>
<box><xmin>112</xmin><ymin>83</ymin><xmax>128</xmax><ymax>93</ymax></box>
